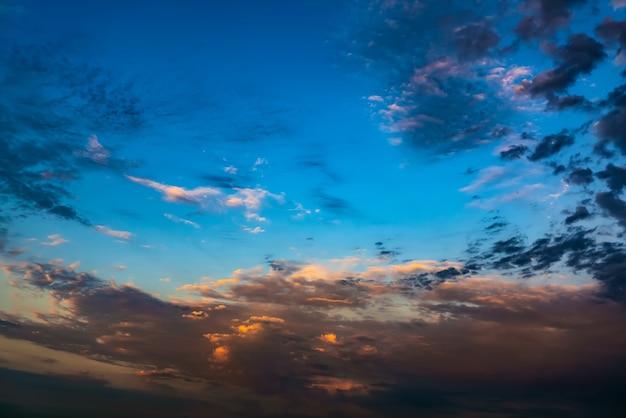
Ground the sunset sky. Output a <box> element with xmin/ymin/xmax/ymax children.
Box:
<box><xmin>1</xmin><ymin>1</ymin><xmax>626</xmax><ymax>417</ymax></box>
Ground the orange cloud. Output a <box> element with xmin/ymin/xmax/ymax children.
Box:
<box><xmin>212</xmin><ymin>346</ymin><xmax>230</xmax><ymax>363</ymax></box>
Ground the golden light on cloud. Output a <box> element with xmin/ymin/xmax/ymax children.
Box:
<box><xmin>357</xmin><ymin>345</ymin><xmax>378</xmax><ymax>355</ymax></box>
<box><xmin>237</xmin><ymin>323</ymin><xmax>261</xmax><ymax>334</ymax></box>
<box><xmin>309</xmin><ymin>376</ymin><xmax>369</xmax><ymax>395</ymax></box>
<box><xmin>212</xmin><ymin>346</ymin><xmax>230</xmax><ymax>363</ymax></box>
<box><xmin>320</xmin><ymin>333</ymin><xmax>338</xmax><ymax>344</ymax></box>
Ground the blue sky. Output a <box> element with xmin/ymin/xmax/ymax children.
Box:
<box><xmin>2</xmin><ymin>1</ymin><xmax>626</xmax><ymax>417</ymax></box>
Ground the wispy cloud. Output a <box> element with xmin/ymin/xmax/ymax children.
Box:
<box><xmin>94</xmin><ymin>225</ymin><xmax>132</xmax><ymax>240</ymax></box>
<box><xmin>242</xmin><ymin>226</ymin><xmax>264</xmax><ymax>234</ymax></box>
<box><xmin>164</xmin><ymin>213</ymin><xmax>200</xmax><ymax>229</ymax></box>
<box><xmin>125</xmin><ymin>175</ymin><xmax>223</xmax><ymax>207</ymax></box>
<box><xmin>41</xmin><ymin>234</ymin><xmax>68</xmax><ymax>246</ymax></box>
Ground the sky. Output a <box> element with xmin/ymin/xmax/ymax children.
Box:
<box><xmin>1</xmin><ymin>0</ymin><xmax>626</xmax><ymax>417</ymax></box>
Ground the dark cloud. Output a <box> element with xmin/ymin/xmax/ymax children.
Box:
<box><xmin>596</xmin><ymin>192</ymin><xmax>626</xmax><ymax>229</ymax></box>
<box><xmin>598</xmin><ymin>83</ymin><xmax>626</xmax><ymax>108</ymax></box>
<box><xmin>515</xmin><ymin>0</ymin><xmax>589</xmax><ymax>40</ymax></box>
<box><xmin>499</xmin><ymin>144</ymin><xmax>529</xmax><ymax>160</ymax></box>
<box><xmin>529</xmin><ymin>129</ymin><xmax>575</xmax><ymax>160</ymax></box>
<box><xmin>595</xmin><ymin>108</ymin><xmax>626</xmax><ymax>155</ymax></box>
<box><xmin>596</xmin><ymin>163</ymin><xmax>626</xmax><ymax>193</ymax></box>
<box><xmin>0</xmin><ymin>368</ymin><xmax>215</xmax><ymax>418</ymax></box>
<box><xmin>469</xmin><ymin>223</ymin><xmax>626</xmax><ymax>301</ymax></box>
<box><xmin>491</xmin><ymin>236</ymin><xmax>527</xmax><ymax>255</ymax></box>
<box><xmin>546</xmin><ymin>93</ymin><xmax>592</xmax><ymax>110</ymax></box>
<box><xmin>519</xmin><ymin>34</ymin><xmax>606</xmax><ymax>101</ymax></box>
<box><xmin>552</xmin><ymin>163</ymin><xmax>567</xmax><ymax>175</ymax></box>
<box><xmin>374</xmin><ymin>241</ymin><xmax>400</xmax><ymax>261</ymax></box>
<box><xmin>595</xmin><ymin>17</ymin><xmax>626</xmax><ymax>62</ymax></box>
<box><xmin>0</xmin><ymin>40</ymin><xmax>159</xmax><ymax>226</ymax></box>
<box><xmin>201</xmin><ymin>173</ymin><xmax>248</xmax><ymax>189</ymax></box>
<box><xmin>485</xmin><ymin>218</ymin><xmax>508</xmax><ymax>234</ymax></box>
<box><xmin>315</xmin><ymin>190</ymin><xmax>357</xmax><ymax>217</ymax></box>
<box><xmin>567</xmin><ymin>167</ymin><xmax>594</xmax><ymax>185</ymax></box>
<box><xmin>565</xmin><ymin>205</ymin><xmax>591</xmax><ymax>224</ymax></box>
<box><xmin>0</xmin><ymin>137</ymin><xmax>89</xmax><ymax>225</ymax></box>
<box><xmin>452</xmin><ymin>21</ymin><xmax>500</xmax><ymax>60</ymax></box>
<box><xmin>592</xmin><ymin>250</ymin><xmax>626</xmax><ymax>301</ymax></box>
<box><xmin>3</xmin><ymin>259</ymin><xmax>626</xmax><ymax>417</ymax></box>
<box><xmin>7</xmin><ymin>262</ymin><xmax>105</xmax><ymax>298</ymax></box>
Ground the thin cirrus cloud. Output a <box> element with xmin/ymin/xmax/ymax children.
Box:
<box><xmin>94</xmin><ymin>225</ymin><xmax>132</xmax><ymax>240</ymax></box>
<box><xmin>125</xmin><ymin>175</ymin><xmax>223</xmax><ymax>206</ymax></box>
<box><xmin>163</xmin><ymin>213</ymin><xmax>200</xmax><ymax>229</ymax></box>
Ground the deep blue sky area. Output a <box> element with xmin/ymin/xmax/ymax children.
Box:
<box><xmin>1</xmin><ymin>1</ymin><xmax>626</xmax><ymax>417</ymax></box>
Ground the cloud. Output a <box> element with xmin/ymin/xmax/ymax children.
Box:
<box><xmin>6</xmin><ymin>261</ymin><xmax>104</xmax><ymax>297</ymax></box>
<box><xmin>515</xmin><ymin>0</ymin><xmax>589</xmax><ymax>40</ymax></box>
<box><xmin>252</xmin><ymin>158</ymin><xmax>267</xmax><ymax>171</ymax></box>
<box><xmin>565</xmin><ymin>205</ymin><xmax>591</xmax><ymax>224</ymax></box>
<box><xmin>459</xmin><ymin>166</ymin><xmax>508</xmax><ymax>193</ymax></box>
<box><xmin>163</xmin><ymin>213</ymin><xmax>200</xmax><ymax>229</ymax></box>
<box><xmin>452</xmin><ymin>21</ymin><xmax>500</xmax><ymax>60</ymax></box>
<box><xmin>596</xmin><ymin>192</ymin><xmax>626</xmax><ymax>229</ymax></box>
<box><xmin>499</xmin><ymin>144</ymin><xmax>528</xmax><ymax>160</ymax></box>
<box><xmin>596</xmin><ymin>163</ymin><xmax>626</xmax><ymax>193</ymax></box>
<box><xmin>0</xmin><ymin>136</ymin><xmax>88</xmax><ymax>225</ymax></box>
<box><xmin>179</xmin><ymin>258</ymin><xmax>468</xmax><ymax>308</ymax></box>
<box><xmin>125</xmin><ymin>175</ymin><xmax>223</xmax><ymax>207</ymax></box>
<box><xmin>342</xmin><ymin>1</ymin><xmax>517</xmax><ymax>155</ymax></box>
<box><xmin>3</xmin><ymin>261</ymin><xmax>626</xmax><ymax>416</ymax></box>
<box><xmin>467</xmin><ymin>225</ymin><xmax>626</xmax><ymax>301</ymax></box>
<box><xmin>528</xmin><ymin>129</ymin><xmax>575</xmax><ymax>160</ymax></box>
<box><xmin>223</xmin><ymin>165</ymin><xmax>237</xmax><ymax>174</ymax></box>
<box><xmin>596</xmin><ymin>18</ymin><xmax>626</xmax><ymax>64</ymax></box>
<box><xmin>314</xmin><ymin>190</ymin><xmax>357</xmax><ymax>217</ymax></box>
<box><xmin>595</xmin><ymin>107</ymin><xmax>626</xmax><ymax>155</ymax></box>
<box><xmin>517</xmin><ymin>34</ymin><xmax>606</xmax><ymax>106</ymax></box>
<box><xmin>41</xmin><ymin>234</ymin><xmax>68</xmax><ymax>246</ymax></box>
<box><xmin>242</xmin><ymin>226</ymin><xmax>264</xmax><ymax>234</ymax></box>
<box><xmin>73</xmin><ymin>135</ymin><xmax>110</xmax><ymax>165</ymax></box>
<box><xmin>94</xmin><ymin>225</ymin><xmax>132</xmax><ymax>240</ymax></box>
<box><xmin>566</xmin><ymin>167</ymin><xmax>594</xmax><ymax>185</ymax></box>
<box><xmin>320</xmin><ymin>333</ymin><xmax>338</xmax><ymax>344</ymax></box>
<box><xmin>225</xmin><ymin>187</ymin><xmax>284</xmax><ymax>221</ymax></box>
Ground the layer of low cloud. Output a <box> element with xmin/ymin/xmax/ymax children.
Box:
<box><xmin>1</xmin><ymin>259</ymin><xmax>625</xmax><ymax>417</ymax></box>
